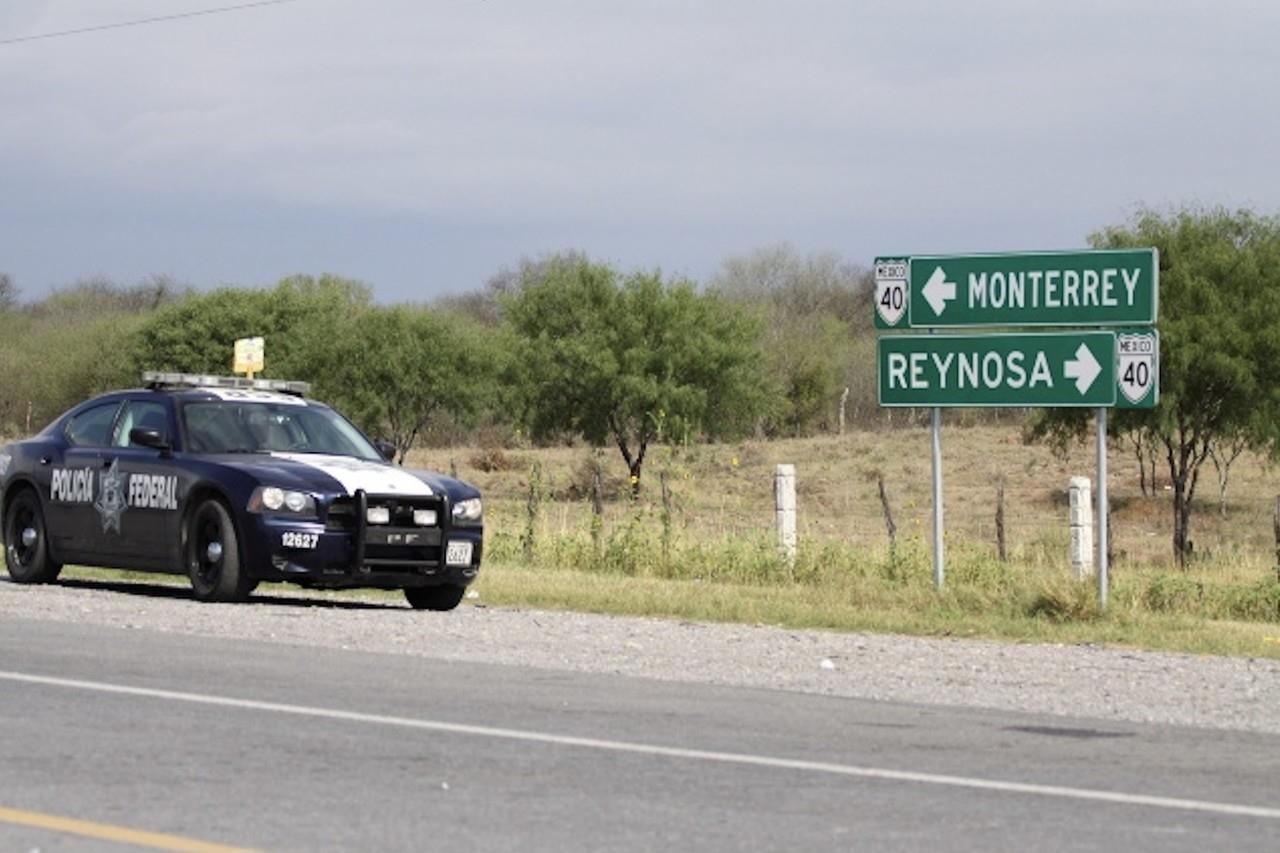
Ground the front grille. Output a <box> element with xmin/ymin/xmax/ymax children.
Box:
<box><xmin>326</xmin><ymin>499</ymin><xmax>357</xmax><ymax>532</ymax></box>
<box><xmin>364</xmin><ymin>544</ymin><xmax>444</xmax><ymax>565</ymax></box>
<box><xmin>326</xmin><ymin>494</ymin><xmax>445</xmax><ymax>531</ymax></box>
<box><xmin>326</xmin><ymin>493</ymin><xmax>447</xmax><ymax>571</ymax></box>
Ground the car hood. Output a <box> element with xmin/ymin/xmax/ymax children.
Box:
<box><xmin>204</xmin><ymin>453</ymin><xmax>445</xmax><ymax>498</ymax></box>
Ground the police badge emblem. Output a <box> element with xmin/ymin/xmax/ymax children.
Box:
<box><xmin>94</xmin><ymin>458</ymin><xmax>128</xmax><ymax>533</ymax></box>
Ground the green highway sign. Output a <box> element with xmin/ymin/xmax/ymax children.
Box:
<box><xmin>878</xmin><ymin>332</ymin><xmax>1117</xmax><ymax>407</ymax></box>
<box><xmin>875</xmin><ymin>249</ymin><xmax>1158</xmax><ymax>329</ymax></box>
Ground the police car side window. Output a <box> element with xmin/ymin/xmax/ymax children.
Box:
<box><xmin>113</xmin><ymin>401</ymin><xmax>169</xmax><ymax>447</ymax></box>
<box><xmin>65</xmin><ymin>402</ymin><xmax>121</xmax><ymax>447</ymax></box>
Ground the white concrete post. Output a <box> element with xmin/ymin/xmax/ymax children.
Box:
<box><xmin>774</xmin><ymin>464</ymin><xmax>797</xmax><ymax>567</ymax></box>
<box><xmin>1069</xmin><ymin>476</ymin><xmax>1094</xmax><ymax>579</ymax></box>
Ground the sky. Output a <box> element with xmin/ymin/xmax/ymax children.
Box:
<box><xmin>1</xmin><ymin>0</ymin><xmax>1278</xmax><ymax>303</ymax></box>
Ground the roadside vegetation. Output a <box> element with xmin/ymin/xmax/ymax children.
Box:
<box><xmin>409</xmin><ymin>429</ymin><xmax>1280</xmax><ymax>659</ymax></box>
<box><xmin>5</xmin><ymin>206</ymin><xmax>1280</xmax><ymax>656</ymax></box>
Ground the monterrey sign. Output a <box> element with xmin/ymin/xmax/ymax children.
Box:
<box><xmin>874</xmin><ymin>249</ymin><xmax>1158</xmax><ymax>329</ymax></box>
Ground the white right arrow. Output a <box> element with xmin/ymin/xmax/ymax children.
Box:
<box><xmin>921</xmin><ymin>266</ymin><xmax>957</xmax><ymax>316</ymax></box>
<box><xmin>1063</xmin><ymin>343</ymin><xmax>1102</xmax><ymax>394</ymax></box>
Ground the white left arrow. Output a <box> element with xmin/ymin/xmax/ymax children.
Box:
<box><xmin>1063</xmin><ymin>343</ymin><xmax>1102</xmax><ymax>394</ymax></box>
<box><xmin>922</xmin><ymin>266</ymin><xmax>957</xmax><ymax>316</ymax></box>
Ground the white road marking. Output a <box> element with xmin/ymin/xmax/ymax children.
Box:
<box><xmin>3</xmin><ymin>669</ymin><xmax>1278</xmax><ymax>821</ymax></box>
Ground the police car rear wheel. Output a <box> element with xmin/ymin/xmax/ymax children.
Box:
<box><xmin>404</xmin><ymin>584</ymin><xmax>466</xmax><ymax>611</ymax></box>
<box><xmin>3</xmin><ymin>488</ymin><xmax>62</xmax><ymax>584</ymax></box>
<box><xmin>187</xmin><ymin>498</ymin><xmax>256</xmax><ymax>602</ymax></box>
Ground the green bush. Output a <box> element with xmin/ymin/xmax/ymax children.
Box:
<box><xmin>1144</xmin><ymin>573</ymin><xmax>1204</xmax><ymax>613</ymax></box>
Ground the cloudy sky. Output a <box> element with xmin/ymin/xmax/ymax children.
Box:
<box><xmin>1</xmin><ymin>0</ymin><xmax>1276</xmax><ymax>302</ymax></box>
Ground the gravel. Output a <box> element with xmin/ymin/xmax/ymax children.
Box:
<box><xmin>3</xmin><ymin>578</ymin><xmax>1278</xmax><ymax>734</ymax></box>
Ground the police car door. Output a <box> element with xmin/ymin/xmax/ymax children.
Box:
<box><xmin>101</xmin><ymin>398</ymin><xmax>181</xmax><ymax>566</ymax></box>
<box><xmin>45</xmin><ymin>399</ymin><xmax>122</xmax><ymax>562</ymax></box>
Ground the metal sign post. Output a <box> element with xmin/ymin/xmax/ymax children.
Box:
<box><xmin>1096</xmin><ymin>406</ymin><xmax>1109</xmax><ymax>609</ymax></box>
<box><xmin>931</xmin><ymin>405</ymin><xmax>944</xmax><ymax>591</ymax></box>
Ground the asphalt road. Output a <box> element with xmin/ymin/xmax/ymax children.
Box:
<box><xmin>0</xmin><ymin>616</ymin><xmax>1277</xmax><ymax>852</ymax></box>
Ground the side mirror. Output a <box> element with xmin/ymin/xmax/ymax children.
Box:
<box><xmin>130</xmin><ymin>427</ymin><xmax>171</xmax><ymax>452</ymax></box>
<box><xmin>374</xmin><ymin>440</ymin><xmax>397</xmax><ymax>462</ymax></box>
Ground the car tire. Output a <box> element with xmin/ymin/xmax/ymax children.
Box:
<box><xmin>186</xmin><ymin>498</ymin><xmax>256</xmax><ymax>602</ymax></box>
<box><xmin>3</xmin><ymin>487</ymin><xmax>62</xmax><ymax>584</ymax></box>
<box><xmin>404</xmin><ymin>584</ymin><xmax>466</xmax><ymax>611</ymax></box>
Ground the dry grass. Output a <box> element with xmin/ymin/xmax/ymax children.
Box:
<box><xmin>408</xmin><ymin>424</ymin><xmax>1280</xmax><ymax>572</ymax></box>
<box><xmin>471</xmin><ymin>566</ymin><xmax>1280</xmax><ymax>659</ymax></box>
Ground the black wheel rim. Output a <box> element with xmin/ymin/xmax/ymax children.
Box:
<box><xmin>192</xmin><ymin>506</ymin><xmax>224</xmax><ymax>587</ymax></box>
<box><xmin>6</xmin><ymin>501</ymin><xmax>37</xmax><ymax>568</ymax></box>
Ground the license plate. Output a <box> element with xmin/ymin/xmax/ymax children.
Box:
<box><xmin>445</xmin><ymin>540</ymin><xmax>473</xmax><ymax>566</ymax></box>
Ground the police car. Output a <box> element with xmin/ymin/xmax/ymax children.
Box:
<box><xmin>0</xmin><ymin>373</ymin><xmax>483</xmax><ymax>610</ymax></box>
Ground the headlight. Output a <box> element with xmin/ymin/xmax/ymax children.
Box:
<box><xmin>452</xmin><ymin>497</ymin><xmax>482</xmax><ymax>524</ymax></box>
<box><xmin>248</xmin><ymin>486</ymin><xmax>316</xmax><ymax>517</ymax></box>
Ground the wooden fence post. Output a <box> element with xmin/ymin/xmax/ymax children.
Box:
<box><xmin>877</xmin><ymin>473</ymin><xmax>897</xmax><ymax>555</ymax></box>
<box><xmin>590</xmin><ymin>456</ymin><xmax>604</xmax><ymax>552</ymax></box>
<box><xmin>522</xmin><ymin>462</ymin><xmax>542</xmax><ymax>563</ymax></box>
<box><xmin>996</xmin><ymin>479</ymin><xmax>1007</xmax><ymax>562</ymax></box>
<box><xmin>660</xmin><ymin>471</ymin><xmax>673</xmax><ymax>568</ymax></box>
<box><xmin>1273</xmin><ymin>496</ymin><xmax>1280</xmax><ymax>581</ymax></box>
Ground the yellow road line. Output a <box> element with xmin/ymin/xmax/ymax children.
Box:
<box><xmin>0</xmin><ymin>805</ymin><xmax>257</xmax><ymax>852</ymax></box>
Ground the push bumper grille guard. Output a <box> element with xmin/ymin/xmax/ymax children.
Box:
<box><xmin>348</xmin><ymin>488</ymin><xmax>448</xmax><ymax>573</ymax></box>
<box><xmin>354</xmin><ymin>488</ymin><xmax>367</xmax><ymax>573</ymax></box>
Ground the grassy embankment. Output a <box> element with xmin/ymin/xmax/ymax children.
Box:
<box><xmin>408</xmin><ymin>425</ymin><xmax>1280</xmax><ymax>658</ymax></box>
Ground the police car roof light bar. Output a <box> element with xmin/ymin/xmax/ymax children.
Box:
<box><xmin>142</xmin><ymin>371</ymin><xmax>311</xmax><ymax>397</ymax></box>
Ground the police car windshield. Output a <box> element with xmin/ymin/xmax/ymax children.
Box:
<box><xmin>181</xmin><ymin>401</ymin><xmax>382</xmax><ymax>461</ymax></box>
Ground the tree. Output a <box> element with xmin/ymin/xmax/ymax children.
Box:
<box><xmin>1030</xmin><ymin>207</ymin><xmax>1280</xmax><ymax>566</ymax></box>
<box><xmin>504</xmin><ymin>256</ymin><xmax>768</xmax><ymax>493</ymax></box>
<box><xmin>709</xmin><ymin>243</ymin><xmax>870</xmax><ymax>325</ymax></box>
<box><xmin>308</xmin><ymin>306</ymin><xmax>489</xmax><ymax>463</ymax></box>
<box><xmin>0</xmin><ymin>273</ymin><xmax>17</xmax><ymax>312</ymax></box>
<box><xmin>27</xmin><ymin>276</ymin><xmax>187</xmax><ymax>320</ymax></box>
<box><xmin>0</xmin><ymin>277</ymin><xmax>180</xmax><ymax>434</ymax></box>
<box><xmin>710</xmin><ymin>244</ymin><xmax>873</xmax><ymax>435</ymax></box>
<box><xmin>436</xmin><ymin>250</ymin><xmax>594</xmax><ymax>328</ymax></box>
<box><xmin>129</xmin><ymin>274</ymin><xmax>370</xmax><ymax>378</ymax></box>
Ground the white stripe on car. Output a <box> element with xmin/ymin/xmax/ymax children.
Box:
<box><xmin>270</xmin><ymin>453</ymin><xmax>433</xmax><ymax>496</ymax></box>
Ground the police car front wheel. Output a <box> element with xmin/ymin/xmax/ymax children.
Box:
<box><xmin>404</xmin><ymin>584</ymin><xmax>465</xmax><ymax>611</ymax></box>
<box><xmin>3</xmin><ymin>488</ymin><xmax>62</xmax><ymax>584</ymax></box>
<box><xmin>186</xmin><ymin>498</ymin><xmax>257</xmax><ymax>602</ymax></box>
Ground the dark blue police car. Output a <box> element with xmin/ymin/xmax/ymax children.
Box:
<box><xmin>0</xmin><ymin>373</ymin><xmax>483</xmax><ymax>610</ymax></box>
